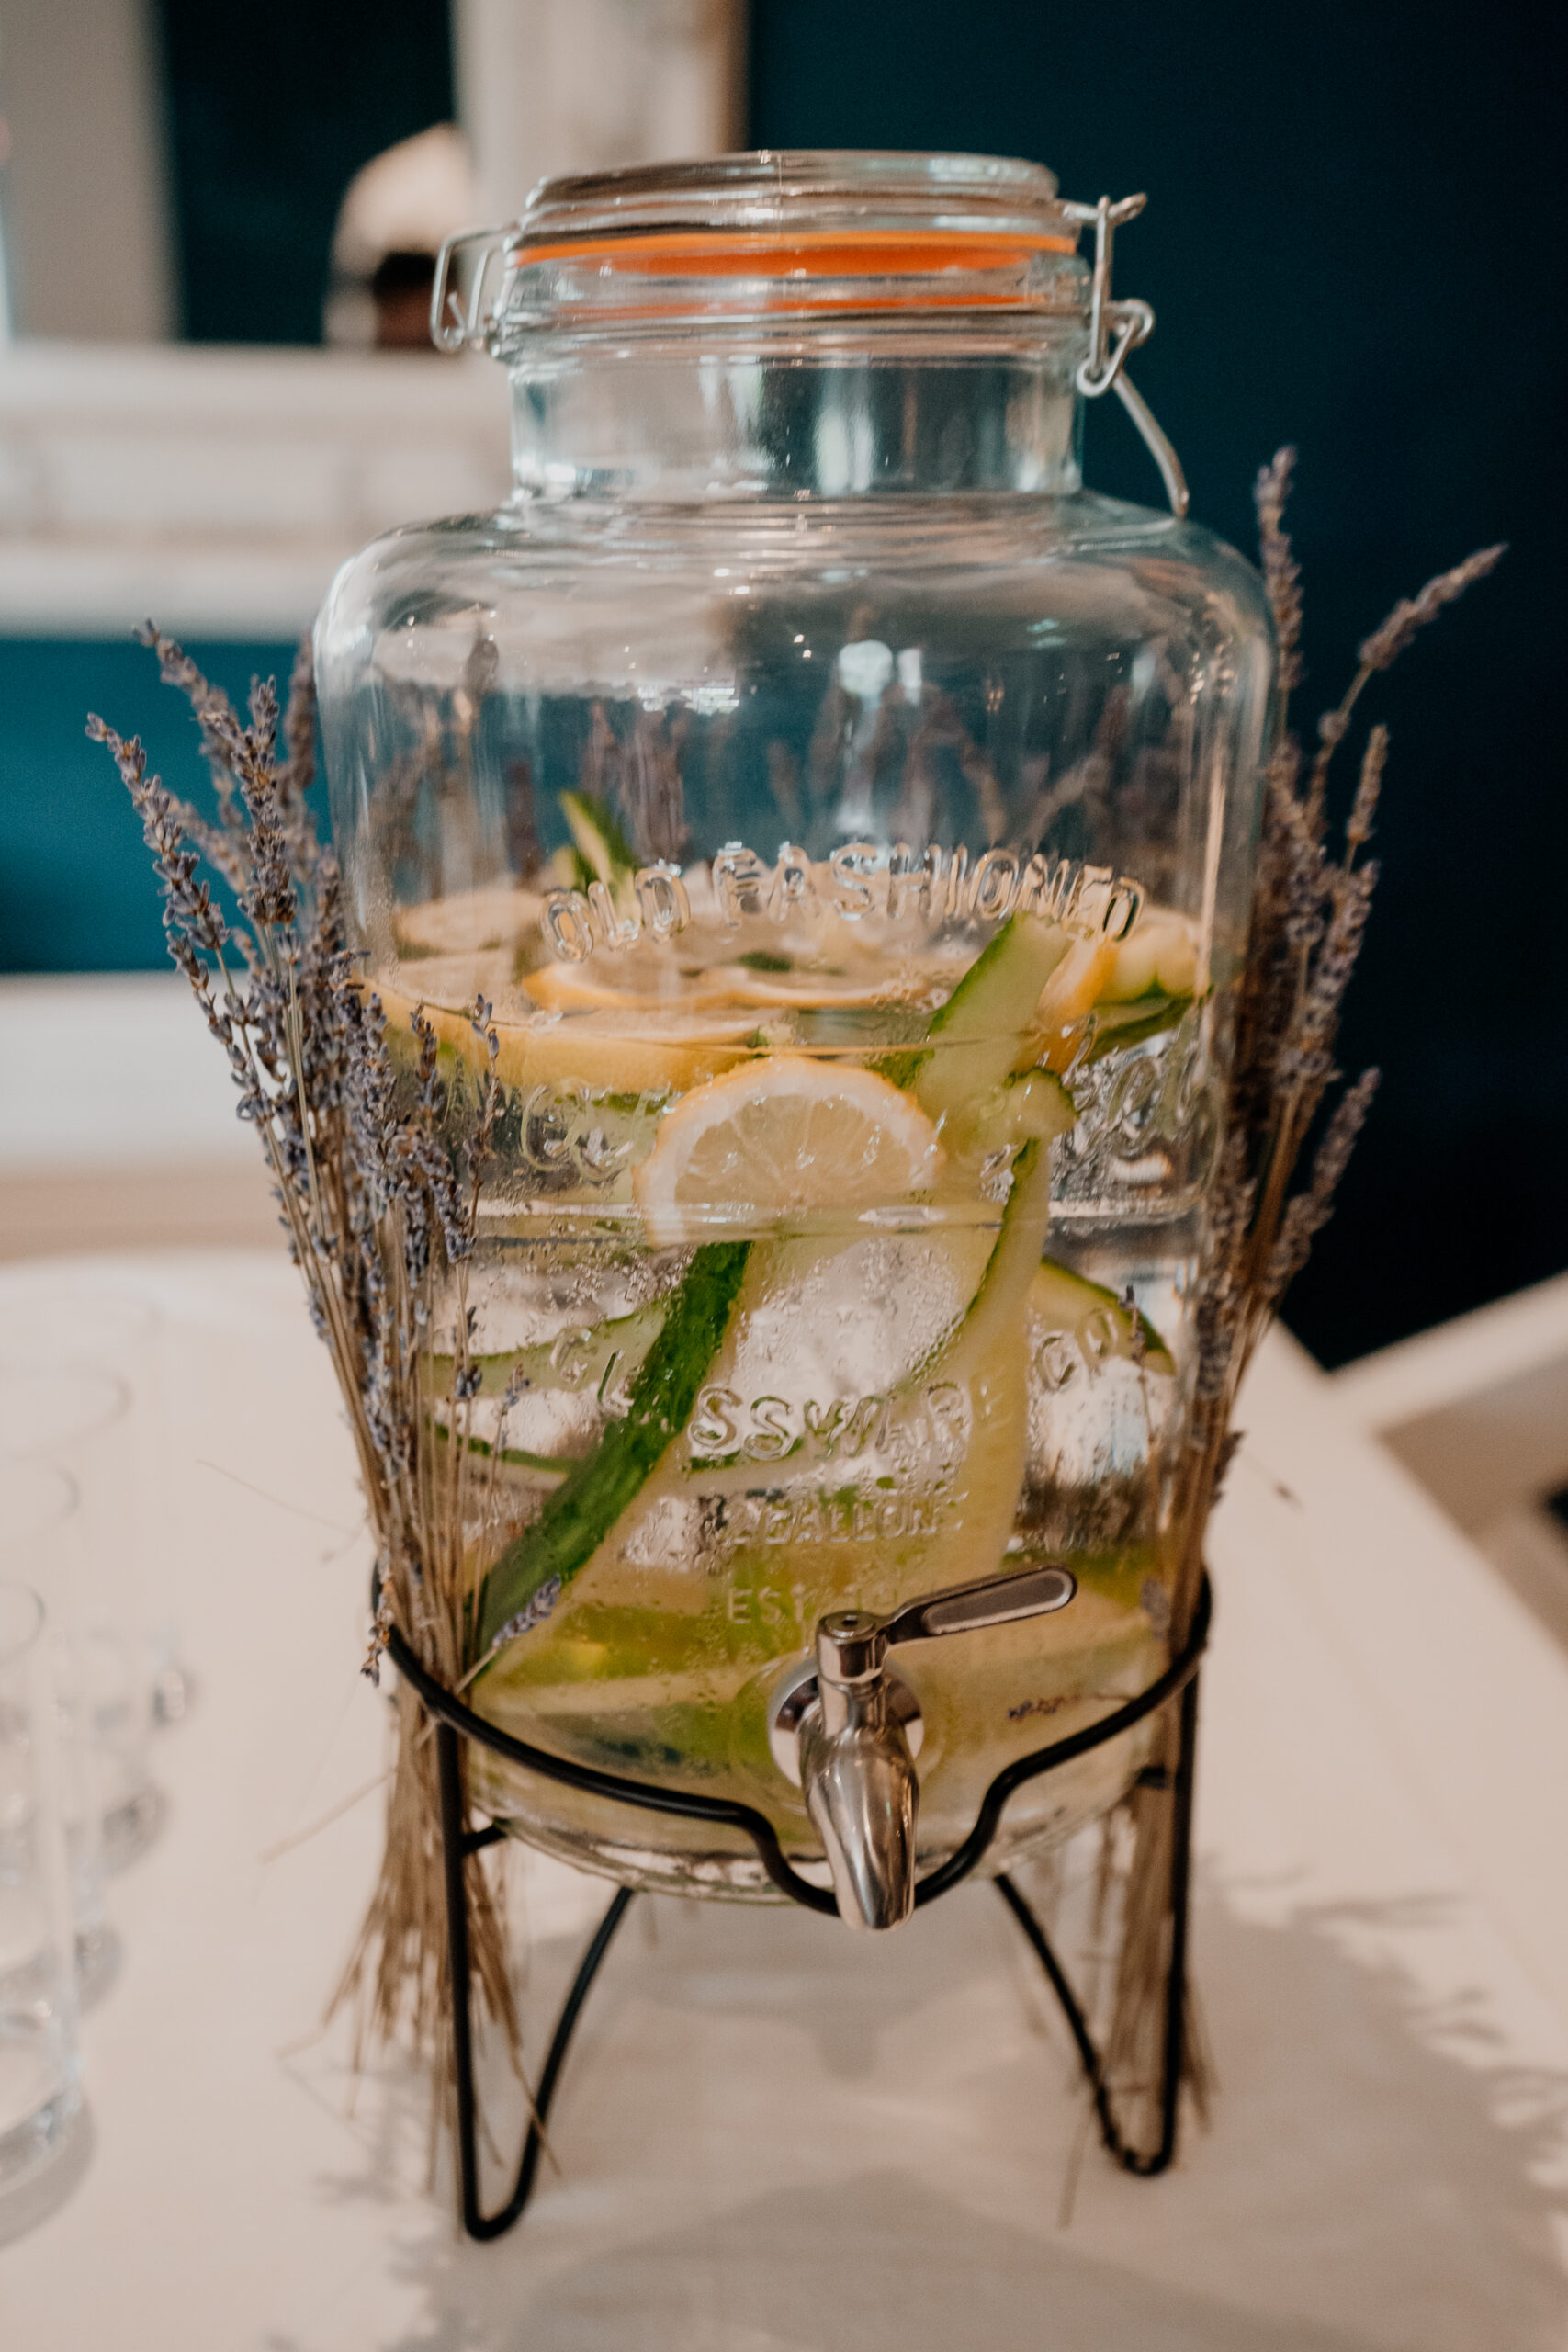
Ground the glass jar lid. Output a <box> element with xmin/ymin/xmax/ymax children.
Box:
<box><xmin>516</xmin><ymin>149</ymin><xmax>1074</xmax><ymax>266</ymax></box>
<box><xmin>492</xmin><ymin>151</ymin><xmax>1087</xmax><ymax>337</ymax></box>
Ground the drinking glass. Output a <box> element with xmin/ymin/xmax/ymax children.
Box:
<box><xmin>0</xmin><ymin>1366</ymin><xmax>162</xmax><ymax>1869</ymax></box>
<box><xmin>0</xmin><ymin>1580</ymin><xmax>84</xmax><ymax>2199</ymax></box>
<box><xmin>0</xmin><ymin>1458</ymin><xmax>112</xmax><ymax>1997</ymax></box>
<box><xmin>0</xmin><ymin>1272</ymin><xmax>188</xmax><ymax>1724</ymax></box>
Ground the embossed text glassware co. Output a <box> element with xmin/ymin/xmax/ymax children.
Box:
<box><xmin>314</xmin><ymin>151</ymin><xmax>1274</xmax><ymax>1900</ymax></box>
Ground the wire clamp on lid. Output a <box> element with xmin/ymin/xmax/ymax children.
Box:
<box><xmin>1061</xmin><ymin>193</ymin><xmax>1189</xmax><ymax>518</ymax></box>
<box><xmin>430</xmin><ymin>226</ymin><xmax>509</xmax><ymax>353</ymax></box>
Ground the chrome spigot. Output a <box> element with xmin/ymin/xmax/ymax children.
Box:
<box><xmin>769</xmin><ymin>1563</ymin><xmax>1077</xmax><ymax>1931</ymax></box>
<box><xmin>799</xmin><ymin>1610</ymin><xmax>919</xmax><ymax>1931</ymax></box>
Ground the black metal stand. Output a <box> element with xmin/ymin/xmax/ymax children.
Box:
<box><xmin>390</xmin><ymin>1576</ymin><xmax>1209</xmax><ymax>2239</ymax></box>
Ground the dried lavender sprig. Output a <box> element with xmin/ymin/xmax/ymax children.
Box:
<box><xmin>1288</xmin><ymin>858</ymin><xmax>1380</xmax><ymax>1077</ymax></box>
<box><xmin>1262</xmin><ymin>1068</ymin><xmax>1382</xmax><ymax>1308</ymax></box>
<box><xmin>1190</xmin><ymin>1129</ymin><xmax>1256</xmax><ymax>1407</ymax></box>
<box><xmin>97</xmin><ymin>626</ymin><xmax>522</xmax><ymax>2106</ymax></box>
<box><xmin>403</xmin><ymin>1007</ymin><xmax>471</xmax><ymax>1267</ymax></box>
<box><xmin>86</xmin><ymin>719</ymin><xmax>231</xmax><ymax>965</ymax></box>
<box><xmin>1228</xmin><ymin>739</ymin><xmax>1321</xmax><ymax>1140</ymax></box>
<box><xmin>85</xmin><ymin>739</ymin><xmax>276</xmax><ymax>1136</ymax></box>
<box><xmin>491</xmin><ymin>1575</ymin><xmax>562</xmax><ymax>1652</ymax></box>
<box><xmin>1254</xmin><ymin>447</ymin><xmax>1303</xmax><ymax>697</ymax></box>
<box><xmin>132</xmin><ymin>621</ymin><xmax>251</xmax><ymax>837</ymax></box>
<box><xmin>1309</xmin><ymin>542</ymin><xmax>1505</xmax><ymax>819</ymax></box>
<box><xmin>468</xmin><ymin>993</ymin><xmax>502</xmax><ymax>1185</ymax></box>
<box><xmin>1346</xmin><ymin>724</ymin><xmax>1387</xmax><ymax>864</ymax></box>
<box><xmin>1080</xmin><ymin>458</ymin><xmax>1499</xmax><ymax>2168</ymax></box>
<box><xmin>275</xmin><ymin>637</ymin><xmax>321</xmax><ymax>873</ymax></box>
<box><xmin>1269</xmin><ymin>753</ymin><xmax>1329</xmax><ymax>954</ymax></box>
<box><xmin>211</xmin><ymin>684</ymin><xmax>299</xmax><ymax>934</ymax></box>
<box><xmin>1358</xmin><ymin>545</ymin><xmax>1506</xmax><ymax>674</ymax></box>
<box><xmin>1188</xmin><ymin>526</ymin><xmax>1490</xmax><ymax>1423</ymax></box>
<box><xmin>1223</xmin><ymin>501</ymin><xmax>1503</xmax><ymax>1402</ymax></box>
<box><xmin>101</xmin><ymin>649</ymin><xmax>382</xmax><ymax>1467</ymax></box>
<box><xmin>84</xmin><ymin>715</ymin><xmax>344</xmax><ymax>1365</ymax></box>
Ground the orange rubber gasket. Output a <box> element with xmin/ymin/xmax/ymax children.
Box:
<box><xmin>510</xmin><ymin>227</ymin><xmax>1078</xmax><ymax>277</ymax></box>
<box><xmin>502</xmin><ymin>297</ymin><xmax>1061</xmax><ymax>318</ymax></box>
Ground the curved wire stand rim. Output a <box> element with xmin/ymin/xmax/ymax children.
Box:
<box><xmin>389</xmin><ymin>1577</ymin><xmax>1210</xmax><ymax>2235</ymax></box>
<box><xmin>384</xmin><ymin>1572</ymin><xmax>1209</xmax><ymax>1916</ymax></box>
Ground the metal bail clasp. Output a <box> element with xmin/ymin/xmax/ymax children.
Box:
<box><xmin>430</xmin><ymin>227</ymin><xmax>511</xmax><ymax>354</ymax></box>
<box><xmin>1060</xmin><ymin>193</ymin><xmax>1190</xmax><ymax>520</ymax></box>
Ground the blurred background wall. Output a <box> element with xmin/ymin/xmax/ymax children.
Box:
<box><xmin>0</xmin><ymin>0</ymin><xmax>175</xmax><ymax>341</ymax></box>
<box><xmin>0</xmin><ymin>0</ymin><xmax>1561</xmax><ymax>1367</ymax></box>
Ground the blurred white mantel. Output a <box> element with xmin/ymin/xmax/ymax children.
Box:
<box><xmin>0</xmin><ymin>340</ymin><xmax>512</xmax><ymax>638</ymax></box>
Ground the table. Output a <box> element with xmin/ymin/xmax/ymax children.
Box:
<box><xmin>4</xmin><ymin>1249</ymin><xmax>1566</xmax><ymax>2350</ymax></box>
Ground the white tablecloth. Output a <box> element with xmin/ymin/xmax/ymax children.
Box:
<box><xmin>4</xmin><ymin>1250</ymin><xmax>1566</xmax><ymax>2350</ymax></box>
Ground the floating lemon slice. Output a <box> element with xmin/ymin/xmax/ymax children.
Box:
<box><xmin>525</xmin><ymin>959</ymin><xmax>919</xmax><ymax>1016</ymax></box>
<box><xmin>525</xmin><ymin>962</ymin><xmax>748</xmax><ymax>1014</ymax></box>
<box><xmin>632</xmin><ymin>1055</ymin><xmax>943</xmax><ymax>1244</ymax></box>
<box><xmin>392</xmin><ymin>886</ymin><xmax>544</xmax><ymax>958</ymax></box>
<box><xmin>1033</xmin><ymin>936</ymin><xmax>1119</xmax><ymax>1069</ymax></box>
<box><xmin>377</xmin><ymin>984</ymin><xmax>763</xmax><ymax>1097</ymax></box>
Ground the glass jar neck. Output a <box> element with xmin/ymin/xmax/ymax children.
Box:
<box><xmin>491</xmin><ymin>153</ymin><xmax>1091</xmax><ymax>503</ymax></box>
<box><xmin>507</xmin><ymin>325</ymin><xmax>1087</xmax><ymax>502</ymax></box>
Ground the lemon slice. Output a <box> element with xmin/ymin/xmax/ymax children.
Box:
<box><xmin>525</xmin><ymin>962</ymin><xmax>748</xmax><ymax>1014</ymax></box>
<box><xmin>377</xmin><ymin>984</ymin><xmax>761</xmax><ymax>1097</ymax></box>
<box><xmin>525</xmin><ymin>959</ymin><xmax>920</xmax><ymax>1016</ymax></box>
<box><xmin>632</xmin><ymin>1055</ymin><xmax>942</xmax><ymax>1243</ymax></box>
<box><xmin>392</xmin><ymin>886</ymin><xmax>543</xmax><ymax>957</ymax></box>
<box><xmin>1033</xmin><ymin>936</ymin><xmax>1118</xmax><ymax>1069</ymax></box>
<box><xmin>1037</xmin><ymin>935</ymin><xmax>1116</xmax><ymax>1026</ymax></box>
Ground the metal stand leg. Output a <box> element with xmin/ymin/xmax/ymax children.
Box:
<box><xmin>996</xmin><ymin>1668</ymin><xmax>1201</xmax><ymax>2177</ymax></box>
<box><xmin>436</xmin><ymin>1719</ymin><xmax>635</xmax><ymax>2241</ymax></box>
<box><xmin>429</xmin><ymin>1660</ymin><xmax>1203</xmax><ymax>2236</ymax></box>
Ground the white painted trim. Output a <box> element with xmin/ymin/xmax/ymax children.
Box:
<box><xmin>0</xmin><ymin>974</ymin><xmax>254</xmax><ymax>1169</ymax></box>
<box><xmin>0</xmin><ymin>342</ymin><xmax>512</xmax><ymax>636</ymax></box>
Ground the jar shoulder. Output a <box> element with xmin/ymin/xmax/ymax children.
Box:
<box><xmin>317</xmin><ymin>491</ymin><xmax>1272</xmax><ymax>676</ymax></box>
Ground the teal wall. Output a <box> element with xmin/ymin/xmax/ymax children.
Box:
<box><xmin>157</xmin><ymin>0</ymin><xmax>454</xmax><ymax>345</ymax></box>
<box><xmin>0</xmin><ymin>639</ymin><xmax>302</xmax><ymax>973</ymax></box>
<box><xmin>750</xmin><ymin>0</ymin><xmax>1567</xmax><ymax>1364</ymax></box>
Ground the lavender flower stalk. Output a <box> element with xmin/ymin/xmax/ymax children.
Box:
<box><xmin>91</xmin><ymin>628</ymin><xmax>525</xmax><ymax>2132</ymax></box>
<box><xmin>1095</xmin><ymin>463</ymin><xmax>1500</xmax><ymax>2160</ymax></box>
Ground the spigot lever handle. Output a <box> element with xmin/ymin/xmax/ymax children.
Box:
<box><xmin>881</xmin><ymin>1563</ymin><xmax>1076</xmax><ymax>1651</ymax></box>
<box><xmin>783</xmin><ymin>1561</ymin><xmax>1078</xmax><ymax>1932</ymax></box>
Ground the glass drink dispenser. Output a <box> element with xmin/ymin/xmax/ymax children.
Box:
<box><xmin>316</xmin><ymin>153</ymin><xmax>1272</xmax><ymax>1927</ymax></box>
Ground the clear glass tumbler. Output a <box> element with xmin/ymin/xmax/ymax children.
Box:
<box><xmin>0</xmin><ymin>1580</ymin><xmax>84</xmax><ymax>2196</ymax></box>
<box><xmin>0</xmin><ymin>1458</ymin><xmax>111</xmax><ymax>1997</ymax></box>
<box><xmin>0</xmin><ymin>1367</ymin><xmax>161</xmax><ymax>1870</ymax></box>
<box><xmin>0</xmin><ymin>1273</ymin><xmax>187</xmax><ymax>1726</ymax></box>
